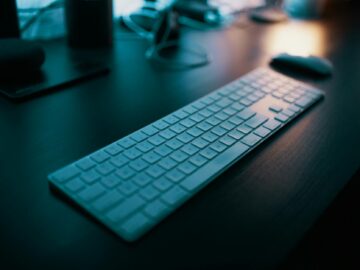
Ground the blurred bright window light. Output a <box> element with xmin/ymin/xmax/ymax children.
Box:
<box><xmin>17</xmin><ymin>0</ymin><xmax>266</xmax><ymax>17</ymax></box>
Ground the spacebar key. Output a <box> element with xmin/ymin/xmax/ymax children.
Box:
<box><xmin>180</xmin><ymin>142</ymin><xmax>249</xmax><ymax>191</ymax></box>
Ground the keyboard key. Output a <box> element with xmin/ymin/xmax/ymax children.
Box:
<box><xmin>51</xmin><ymin>165</ymin><xmax>81</xmax><ymax>183</ymax></box>
<box><xmin>81</xmin><ymin>169</ymin><xmax>101</xmax><ymax>184</ymax></box>
<box><xmin>254</xmin><ymin>126</ymin><xmax>271</xmax><ymax>138</ymax></box>
<box><xmin>202</xmin><ymin>132</ymin><xmax>218</xmax><ymax>143</ymax></box>
<box><xmin>228</xmin><ymin>129</ymin><xmax>245</xmax><ymax>140</ymax></box>
<box><xmin>180</xmin><ymin>118</ymin><xmax>196</xmax><ymax>128</ymax></box>
<box><xmin>216</xmin><ymin>98</ymin><xmax>232</xmax><ymax>107</ymax></box>
<box><xmin>93</xmin><ymin>190</ymin><xmax>124</xmax><ymax>212</ymax></box>
<box><xmin>269</xmin><ymin>105</ymin><xmax>283</xmax><ymax>113</ymax></box>
<box><xmin>119</xmin><ymin>213</ymin><xmax>150</xmax><ymax>241</ymax></box>
<box><xmin>228</xmin><ymin>115</ymin><xmax>244</xmax><ymax>125</ymax></box>
<box><xmin>206</xmin><ymin>116</ymin><xmax>221</xmax><ymax>126</ymax></box>
<box><xmin>161</xmin><ymin>186</ymin><xmax>188</xmax><ymax>207</ymax></box>
<box><xmin>178</xmin><ymin>161</ymin><xmax>197</xmax><ymax>175</ymax></box>
<box><xmin>187</xmin><ymin>127</ymin><xmax>203</xmax><ymax>137</ymax></box>
<box><xmin>144</xmin><ymin>200</ymin><xmax>169</xmax><ymax>219</ymax></box>
<box><xmin>139</xmin><ymin>185</ymin><xmax>159</xmax><ymax>201</ymax></box>
<box><xmin>65</xmin><ymin>178</ymin><xmax>85</xmax><ymax>192</ymax></box>
<box><xmin>129</xmin><ymin>158</ymin><xmax>149</xmax><ymax>171</ymax></box>
<box><xmin>237</xmin><ymin>108</ymin><xmax>256</xmax><ymax>120</ymax></box>
<box><xmin>275</xmin><ymin>113</ymin><xmax>290</xmax><ymax>123</ymax></box>
<box><xmin>177</xmin><ymin>133</ymin><xmax>194</xmax><ymax>144</ymax></box>
<box><xmin>220</xmin><ymin>121</ymin><xmax>236</xmax><ymax>131</ymax></box>
<box><xmin>101</xmin><ymin>174</ymin><xmax>122</xmax><ymax>188</ymax></box>
<box><xmin>158</xmin><ymin>157</ymin><xmax>177</xmax><ymax>170</ymax></box>
<box><xmin>282</xmin><ymin>109</ymin><xmax>296</xmax><ymax>117</ymax></box>
<box><xmin>133</xmin><ymin>173</ymin><xmax>153</xmax><ymax>187</ymax></box>
<box><xmin>240</xmin><ymin>98</ymin><xmax>253</xmax><ymax>106</ymax></box>
<box><xmin>106</xmin><ymin>195</ymin><xmax>146</xmax><ymax>223</ymax></box>
<box><xmin>198</xmin><ymin>108</ymin><xmax>213</xmax><ymax>118</ymax></box>
<box><xmin>181</xmin><ymin>144</ymin><xmax>199</xmax><ymax>156</ymax></box>
<box><xmin>154</xmin><ymin>144</ymin><xmax>173</xmax><ymax>157</ymax></box>
<box><xmin>295</xmin><ymin>96</ymin><xmax>314</xmax><ymax>108</ymax></box>
<box><xmin>142</xmin><ymin>125</ymin><xmax>158</xmax><ymax>136</ymax></box>
<box><xmin>153</xmin><ymin>120</ymin><xmax>169</xmax><ymax>130</ymax></box>
<box><xmin>214</xmin><ymin>112</ymin><xmax>229</xmax><ymax>121</ymax></box>
<box><xmin>159</xmin><ymin>129</ymin><xmax>176</xmax><ymax>140</ymax></box>
<box><xmin>219</xmin><ymin>135</ymin><xmax>236</xmax><ymax>146</ymax></box>
<box><xmin>123</xmin><ymin>148</ymin><xmax>142</xmax><ymax>160</ymax></box>
<box><xmin>131</xmin><ymin>131</ymin><xmax>148</xmax><ymax>142</ymax></box>
<box><xmin>116</xmin><ymin>166</ymin><xmax>135</xmax><ymax>180</ymax></box>
<box><xmin>76</xmin><ymin>157</ymin><xmax>96</xmax><ymax>171</ymax></box>
<box><xmin>110</xmin><ymin>154</ymin><xmax>129</xmax><ymax>168</ymax></box>
<box><xmin>287</xmin><ymin>104</ymin><xmax>301</xmax><ymax>113</ymax></box>
<box><xmin>163</xmin><ymin>115</ymin><xmax>179</xmax><ymax>125</ymax></box>
<box><xmin>263</xmin><ymin>119</ymin><xmax>281</xmax><ymax>131</ymax></box>
<box><xmin>153</xmin><ymin>178</ymin><xmax>172</xmax><ymax>191</ymax></box>
<box><xmin>117</xmin><ymin>137</ymin><xmax>137</xmax><ymax>149</ymax></box>
<box><xmin>283</xmin><ymin>96</ymin><xmax>296</xmax><ymax>103</ymax></box>
<box><xmin>105</xmin><ymin>143</ymin><xmax>123</xmax><ymax>156</ymax></box>
<box><xmin>192</xmin><ymin>138</ymin><xmax>209</xmax><ymax>149</ymax></box>
<box><xmin>166</xmin><ymin>169</ymin><xmax>185</xmax><ymax>183</ymax></box>
<box><xmin>91</xmin><ymin>150</ymin><xmax>111</xmax><ymax>163</ymax></box>
<box><xmin>189</xmin><ymin>154</ymin><xmax>208</xmax><ymax>167</ymax></box>
<box><xmin>223</xmin><ymin>107</ymin><xmax>237</xmax><ymax>116</ymax></box>
<box><xmin>78</xmin><ymin>183</ymin><xmax>106</xmax><ymax>202</ymax></box>
<box><xmin>231</xmin><ymin>103</ymin><xmax>245</xmax><ymax>111</ymax></box>
<box><xmin>166</xmin><ymin>138</ymin><xmax>184</xmax><ymax>149</ymax></box>
<box><xmin>148</xmin><ymin>134</ymin><xmax>166</xmax><ymax>146</ymax></box>
<box><xmin>197</xmin><ymin>121</ymin><xmax>212</xmax><ymax>131</ymax></box>
<box><xmin>146</xmin><ymin>165</ymin><xmax>165</xmax><ymax>178</ymax></box>
<box><xmin>241</xmin><ymin>133</ymin><xmax>262</xmax><ymax>146</ymax></box>
<box><xmin>96</xmin><ymin>161</ymin><xmax>116</xmax><ymax>176</ymax></box>
<box><xmin>142</xmin><ymin>151</ymin><xmax>161</xmax><ymax>164</ymax></box>
<box><xmin>236</xmin><ymin>124</ymin><xmax>253</xmax><ymax>134</ymax></box>
<box><xmin>136</xmin><ymin>141</ymin><xmax>154</xmax><ymax>153</ymax></box>
<box><xmin>118</xmin><ymin>181</ymin><xmax>138</xmax><ymax>196</ymax></box>
<box><xmin>190</xmin><ymin>113</ymin><xmax>205</xmax><ymax>123</ymax></box>
<box><xmin>245</xmin><ymin>114</ymin><xmax>268</xmax><ymax>129</ymax></box>
<box><xmin>210</xmin><ymin>141</ymin><xmax>227</xmax><ymax>152</ymax></box>
<box><xmin>200</xmin><ymin>148</ymin><xmax>217</xmax><ymax>160</ymax></box>
<box><xmin>208</xmin><ymin>104</ymin><xmax>221</xmax><ymax>113</ymax></box>
<box><xmin>211</xmin><ymin>126</ymin><xmax>227</xmax><ymax>136</ymax></box>
<box><xmin>170</xmin><ymin>150</ymin><xmax>189</xmax><ymax>163</ymax></box>
<box><xmin>170</xmin><ymin>123</ymin><xmax>186</xmax><ymax>134</ymax></box>
<box><xmin>173</xmin><ymin>110</ymin><xmax>189</xmax><ymax>119</ymax></box>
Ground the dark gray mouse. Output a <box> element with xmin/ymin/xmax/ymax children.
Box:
<box><xmin>271</xmin><ymin>53</ymin><xmax>333</xmax><ymax>77</ymax></box>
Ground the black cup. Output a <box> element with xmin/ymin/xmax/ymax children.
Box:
<box><xmin>0</xmin><ymin>0</ymin><xmax>20</xmax><ymax>38</ymax></box>
<box><xmin>65</xmin><ymin>0</ymin><xmax>113</xmax><ymax>48</ymax></box>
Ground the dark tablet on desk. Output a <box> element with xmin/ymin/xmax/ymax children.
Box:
<box><xmin>0</xmin><ymin>57</ymin><xmax>109</xmax><ymax>100</ymax></box>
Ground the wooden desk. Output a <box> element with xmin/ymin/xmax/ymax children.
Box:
<box><xmin>0</xmin><ymin>2</ymin><xmax>359</xmax><ymax>269</ymax></box>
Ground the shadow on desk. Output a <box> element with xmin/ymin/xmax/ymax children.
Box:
<box><xmin>280</xmin><ymin>167</ymin><xmax>360</xmax><ymax>270</ymax></box>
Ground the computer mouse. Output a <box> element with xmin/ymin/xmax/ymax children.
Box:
<box><xmin>270</xmin><ymin>53</ymin><xmax>333</xmax><ymax>77</ymax></box>
<box><xmin>0</xmin><ymin>38</ymin><xmax>45</xmax><ymax>77</ymax></box>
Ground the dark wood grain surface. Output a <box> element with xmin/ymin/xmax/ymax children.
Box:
<box><xmin>0</xmin><ymin>2</ymin><xmax>359</xmax><ymax>269</ymax></box>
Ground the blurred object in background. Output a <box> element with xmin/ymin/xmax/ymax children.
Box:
<box><xmin>0</xmin><ymin>0</ymin><xmax>20</xmax><ymax>38</ymax></box>
<box><xmin>64</xmin><ymin>0</ymin><xmax>113</xmax><ymax>48</ymax></box>
<box><xmin>284</xmin><ymin>0</ymin><xmax>329</xmax><ymax>19</ymax></box>
<box><xmin>17</xmin><ymin>0</ymin><xmax>65</xmax><ymax>40</ymax></box>
<box><xmin>209</xmin><ymin>0</ymin><xmax>265</xmax><ymax>16</ymax></box>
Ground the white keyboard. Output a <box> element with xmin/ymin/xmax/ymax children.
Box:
<box><xmin>48</xmin><ymin>68</ymin><xmax>324</xmax><ymax>242</ymax></box>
